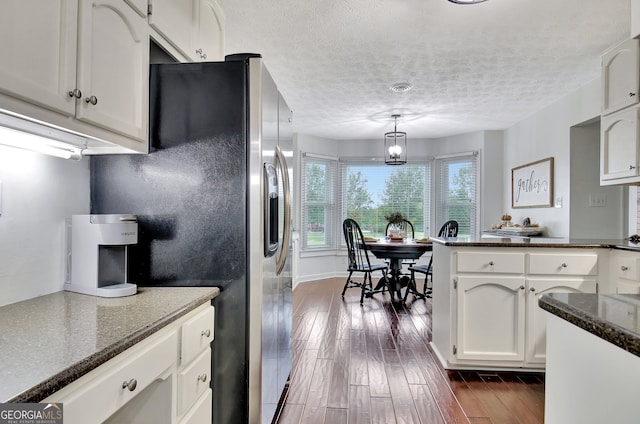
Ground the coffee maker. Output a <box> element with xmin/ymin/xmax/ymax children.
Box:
<box><xmin>64</xmin><ymin>214</ymin><xmax>138</xmax><ymax>297</ymax></box>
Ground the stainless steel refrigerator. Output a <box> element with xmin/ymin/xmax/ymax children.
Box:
<box><xmin>90</xmin><ymin>54</ymin><xmax>293</xmax><ymax>424</ymax></box>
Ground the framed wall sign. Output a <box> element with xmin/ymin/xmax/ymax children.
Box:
<box><xmin>511</xmin><ymin>157</ymin><xmax>554</xmax><ymax>208</ymax></box>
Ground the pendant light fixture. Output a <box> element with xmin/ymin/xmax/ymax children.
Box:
<box><xmin>448</xmin><ymin>0</ymin><xmax>488</xmax><ymax>4</ymax></box>
<box><xmin>384</xmin><ymin>114</ymin><xmax>407</xmax><ymax>165</ymax></box>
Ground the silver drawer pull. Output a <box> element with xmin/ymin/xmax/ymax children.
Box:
<box><xmin>197</xmin><ymin>373</ymin><xmax>208</xmax><ymax>383</ymax></box>
<box><xmin>201</xmin><ymin>329</ymin><xmax>211</xmax><ymax>338</ymax></box>
<box><xmin>122</xmin><ymin>378</ymin><xmax>137</xmax><ymax>392</ymax></box>
<box><xmin>561</xmin><ymin>263</ymin><xmax>567</xmax><ymax>268</ymax></box>
<box><xmin>488</xmin><ymin>261</ymin><xmax>494</xmax><ymax>266</ymax></box>
<box><xmin>621</xmin><ymin>266</ymin><xmax>629</xmax><ymax>271</ymax></box>
<box><xmin>520</xmin><ymin>285</ymin><xmax>525</xmax><ymax>290</ymax></box>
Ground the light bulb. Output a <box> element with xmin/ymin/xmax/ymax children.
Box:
<box><xmin>388</xmin><ymin>144</ymin><xmax>402</xmax><ymax>159</ymax></box>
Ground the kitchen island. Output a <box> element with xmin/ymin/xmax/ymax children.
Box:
<box><xmin>539</xmin><ymin>293</ymin><xmax>640</xmax><ymax>423</ymax></box>
<box><xmin>430</xmin><ymin>236</ymin><xmax>640</xmax><ymax>371</ymax></box>
<box><xmin>0</xmin><ymin>286</ymin><xmax>219</xmax><ymax>403</ymax></box>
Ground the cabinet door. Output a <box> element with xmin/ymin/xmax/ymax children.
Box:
<box><xmin>600</xmin><ymin>106</ymin><xmax>640</xmax><ymax>181</ymax></box>
<box><xmin>148</xmin><ymin>0</ymin><xmax>196</xmax><ymax>60</ymax></box>
<box><xmin>456</xmin><ymin>276</ymin><xmax>525</xmax><ymax>362</ymax></box>
<box><xmin>77</xmin><ymin>0</ymin><xmax>149</xmax><ymax>141</ymax></box>
<box><xmin>194</xmin><ymin>0</ymin><xmax>225</xmax><ymax>62</ymax></box>
<box><xmin>525</xmin><ymin>278</ymin><xmax>597</xmax><ymax>365</ymax></box>
<box><xmin>602</xmin><ymin>38</ymin><xmax>640</xmax><ymax>115</ymax></box>
<box><xmin>0</xmin><ymin>0</ymin><xmax>77</xmax><ymax>116</ymax></box>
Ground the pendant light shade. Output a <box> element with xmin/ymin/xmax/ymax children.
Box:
<box><xmin>448</xmin><ymin>0</ymin><xmax>488</xmax><ymax>4</ymax></box>
<box><xmin>384</xmin><ymin>114</ymin><xmax>407</xmax><ymax>165</ymax></box>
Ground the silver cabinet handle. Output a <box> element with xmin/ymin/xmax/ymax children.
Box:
<box><xmin>68</xmin><ymin>88</ymin><xmax>82</xmax><ymax>98</ymax></box>
<box><xmin>122</xmin><ymin>378</ymin><xmax>137</xmax><ymax>391</ymax></box>
<box><xmin>197</xmin><ymin>373</ymin><xmax>208</xmax><ymax>383</ymax></box>
<box><xmin>488</xmin><ymin>261</ymin><xmax>494</xmax><ymax>266</ymax></box>
<box><xmin>561</xmin><ymin>263</ymin><xmax>567</xmax><ymax>268</ymax></box>
<box><xmin>621</xmin><ymin>265</ymin><xmax>629</xmax><ymax>271</ymax></box>
<box><xmin>520</xmin><ymin>285</ymin><xmax>525</xmax><ymax>290</ymax></box>
<box><xmin>530</xmin><ymin>287</ymin><xmax>535</xmax><ymax>292</ymax></box>
<box><xmin>630</xmin><ymin>165</ymin><xmax>637</xmax><ymax>170</ymax></box>
<box><xmin>201</xmin><ymin>329</ymin><xmax>211</xmax><ymax>338</ymax></box>
<box><xmin>630</xmin><ymin>92</ymin><xmax>637</xmax><ymax>97</ymax></box>
<box><xmin>85</xmin><ymin>95</ymin><xmax>98</xmax><ymax>105</ymax></box>
<box><xmin>195</xmin><ymin>48</ymin><xmax>203</xmax><ymax>55</ymax></box>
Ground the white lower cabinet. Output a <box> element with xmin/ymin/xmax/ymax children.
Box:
<box><xmin>45</xmin><ymin>303</ymin><xmax>214</xmax><ymax>424</ymax></box>
<box><xmin>525</xmin><ymin>278</ymin><xmax>597</xmax><ymax>365</ymax></box>
<box><xmin>455</xmin><ymin>276</ymin><xmax>526</xmax><ymax>362</ymax></box>
<box><xmin>611</xmin><ymin>249</ymin><xmax>640</xmax><ymax>293</ymax></box>
<box><xmin>433</xmin><ymin>245</ymin><xmax>604</xmax><ymax>370</ymax></box>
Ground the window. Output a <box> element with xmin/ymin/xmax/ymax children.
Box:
<box><xmin>339</xmin><ymin>161</ymin><xmax>432</xmax><ymax>240</ymax></box>
<box><xmin>301</xmin><ymin>153</ymin><xmax>338</xmax><ymax>249</ymax></box>
<box><xmin>435</xmin><ymin>153</ymin><xmax>479</xmax><ymax>237</ymax></box>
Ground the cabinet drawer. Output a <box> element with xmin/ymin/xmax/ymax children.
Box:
<box><xmin>178</xmin><ymin>348</ymin><xmax>211</xmax><ymax>415</ymax></box>
<box><xmin>181</xmin><ymin>305</ymin><xmax>214</xmax><ymax>365</ymax></box>
<box><xmin>617</xmin><ymin>256</ymin><xmax>640</xmax><ymax>281</ymax></box>
<box><xmin>47</xmin><ymin>328</ymin><xmax>178</xmax><ymax>423</ymax></box>
<box><xmin>179</xmin><ymin>389</ymin><xmax>212</xmax><ymax>424</ymax></box>
<box><xmin>617</xmin><ymin>279</ymin><xmax>640</xmax><ymax>294</ymax></box>
<box><xmin>457</xmin><ymin>252</ymin><xmax>525</xmax><ymax>274</ymax></box>
<box><xmin>528</xmin><ymin>253</ymin><xmax>598</xmax><ymax>276</ymax></box>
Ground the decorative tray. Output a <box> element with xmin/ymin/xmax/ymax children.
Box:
<box><xmin>496</xmin><ymin>226</ymin><xmax>544</xmax><ymax>236</ymax></box>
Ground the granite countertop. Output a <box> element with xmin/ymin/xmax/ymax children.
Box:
<box><xmin>432</xmin><ymin>236</ymin><xmax>640</xmax><ymax>250</ymax></box>
<box><xmin>539</xmin><ymin>293</ymin><xmax>640</xmax><ymax>358</ymax></box>
<box><xmin>0</xmin><ymin>286</ymin><xmax>220</xmax><ymax>403</ymax></box>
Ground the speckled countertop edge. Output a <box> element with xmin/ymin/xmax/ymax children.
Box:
<box><xmin>431</xmin><ymin>237</ymin><xmax>640</xmax><ymax>250</ymax></box>
<box><xmin>539</xmin><ymin>293</ymin><xmax>640</xmax><ymax>358</ymax></box>
<box><xmin>4</xmin><ymin>287</ymin><xmax>220</xmax><ymax>403</ymax></box>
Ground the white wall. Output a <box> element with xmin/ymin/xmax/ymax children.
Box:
<box><xmin>503</xmin><ymin>78</ymin><xmax>602</xmax><ymax>237</ymax></box>
<box><xmin>570</xmin><ymin>122</ymin><xmax>627</xmax><ymax>238</ymax></box>
<box><xmin>0</xmin><ymin>146</ymin><xmax>89</xmax><ymax>306</ymax></box>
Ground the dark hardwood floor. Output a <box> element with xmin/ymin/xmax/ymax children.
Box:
<box><xmin>277</xmin><ymin>278</ymin><xmax>545</xmax><ymax>424</ymax></box>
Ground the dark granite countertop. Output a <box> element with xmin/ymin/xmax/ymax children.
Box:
<box><xmin>0</xmin><ymin>287</ymin><xmax>220</xmax><ymax>403</ymax></box>
<box><xmin>432</xmin><ymin>236</ymin><xmax>640</xmax><ymax>250</ymax></box>
<box><xmin>539</xmin><ymin>293</ymin><xmax>640</xmax><ymax>358</ymax></box>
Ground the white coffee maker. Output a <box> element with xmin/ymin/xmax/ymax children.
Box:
<box><xmin>64</xmin><ymin>214</ymin><xmax>138</xmax><ymax>297</ymax></box>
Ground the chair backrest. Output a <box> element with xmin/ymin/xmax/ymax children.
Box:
<box><xmin>385</xmin><ymin>219</ymin><xmax>415</xmax><ymax>238</ymax></box>
<box><xmin>343</xmin><ymin>218</ymin><xmax>373</xmax><ymax>271</ymax></box>
<box><xmin>438</xmin><ymin>220</ymin><xmax>458</xmax><ymax>237</ymax></box>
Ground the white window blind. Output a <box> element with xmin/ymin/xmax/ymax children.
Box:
<box><xmin>435</xmin><ymin>153</ymin><xmax>479</xmax><ymax>237</ymax></box>
<box><xmin>301</xmin><ymin>153</ymin><xmax>338</xmax><ymax>250</ymax></box>
<box><xmin>339</xmin><ymin>161</ymin><xmax>432</xmax><ymax>241</ymax></box>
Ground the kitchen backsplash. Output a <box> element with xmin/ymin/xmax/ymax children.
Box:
<box><xmin>0</xmin><ymin>145</ymin><xmax>89</xmax><ymax>306</ymax></box>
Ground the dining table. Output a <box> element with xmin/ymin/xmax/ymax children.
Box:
<box><xmin>363</xmin><ymin>238</ymin><xmax>432</xmax><ymax>301</ymax></box>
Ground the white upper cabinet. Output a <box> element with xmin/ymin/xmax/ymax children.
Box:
<box><xmin>600</xmin><ymin>105</ymin><xmax>640</xmax><ymax>183</ymax></box>
<box><xmin>76</xmin><ymin>0</ymin><xmax>149</xmax><ymax>141</ymax></box>
<box><xmin>0</xmin><ymin>0</ymin><xmax>78</xmax><ymax>116</ymax></box>
<box><xmin>148</xmin><ymin>0</ymin><xmax>195</xmax><ymax>59</ymax></box>
<box><xmin>194</xmin><ymin>0</ymin><xmax>225</xmax><ymax>62</ymax></box>
<box><xmin>148</xmin><ymin>0</ymin><xmax>224</xmax><ymax>63</ymax></box>
<box><xmin>602</xmin><ymin>39</ymin><xmax>640</xmax><ymax>116</ymax></box>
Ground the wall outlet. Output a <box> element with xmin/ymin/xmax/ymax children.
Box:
<box><xmin>589</xmin><ymin>194</ymin><xmax>606</xmax><ymax>207</ymax></box>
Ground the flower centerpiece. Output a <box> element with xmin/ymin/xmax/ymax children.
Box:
<box><xmin>384</xmin><ymin>212</ymin><xmax>406</xmax><ymax>238</ymax></box>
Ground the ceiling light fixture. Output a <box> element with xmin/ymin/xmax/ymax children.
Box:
<box><xmin>390</xmin><ymin>82</ymin><xmax>412</xmax><ymax>93</ymax></box>
<box><xmin>384</xmin><ymin>114</ymin><xmax>407</xmax><ymax>166</ymax></box>
<box><xmin>448</xmin><ymin>0</ymin><xmax>488</xmax><ymax>4</ymax></box>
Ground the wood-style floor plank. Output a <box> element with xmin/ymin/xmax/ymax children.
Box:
<box><xmin>278</xmin><ymin>278</ymin><xmax>544</xmax><ymax>424</ymax></box>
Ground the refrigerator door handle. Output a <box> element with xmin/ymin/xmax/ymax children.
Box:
<box><xmin>275</xmin><ymin>144</ymin><xmax>291</xmax><ymax>275</ymax></box>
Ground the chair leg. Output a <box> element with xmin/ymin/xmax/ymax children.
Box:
<box><xmin>360</xmin><ymin>272</ymin><xmax>371</xmax><ymax>305</ymax></box>
<box><xmin>424</xmin><ymin>273</ymin><xmax>432</xmax><ymax>298</ymax></box>
<box><xmin>403</xmin><ymin>270</ymin><xmax>416</xmax><ymax>303</ymax></box>
<box><xmin>342</xmin><ymin>271</ymin><xmax>354</xmax><ymax>297</ymax></box>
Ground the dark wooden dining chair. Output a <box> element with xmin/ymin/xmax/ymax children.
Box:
<box><xmin>405</xmin><ymin>220</ymin><xmax>458</xmax><ymax>301</ymax></box>
<box><xmin>342</xmin><ymin>218</ymin><xmax>390</xmax><ymax>304</ymax></box>
<box><xmin>384</xmin><ymin>218</ymin><xmax>417</xmax><ymax>266</ymax></box>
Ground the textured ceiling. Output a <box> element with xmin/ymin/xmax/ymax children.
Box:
<box><xmin>216</xmin><ymin>0</ymin><xmax>630</xmax><ymax>140</ymax></box>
